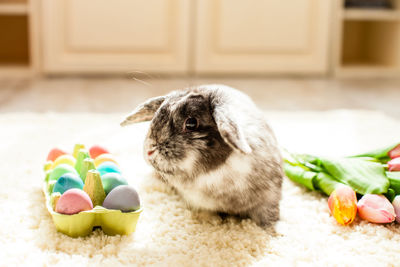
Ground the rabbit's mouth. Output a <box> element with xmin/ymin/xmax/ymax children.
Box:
<box><xmin>148</xmin><ymin>151</ymin><xmax>196</xmax><ymax>177</ymax></box>
<box><xmin>147</xmin><ymin>153</ymin><xmax>176</xmax><ymax>175</ymax></box>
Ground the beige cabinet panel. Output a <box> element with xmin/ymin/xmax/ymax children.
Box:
<box><xmin>195</xmin><ymin>0</ymin><xmax>331</xmax><ymax>74</ymax></box>
<box><xmin>42</xmin><ymin>0</ymin><xmax>190</xmax><ymax>73</ymax></box>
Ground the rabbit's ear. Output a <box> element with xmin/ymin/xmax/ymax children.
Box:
<box><xmin>212</xmin><ymin>101</ymin><xmax>252</xmax><ymax>154</ymax></box>
<box><xmin>120</xmin><ymin>96</ymin><xmax>165</xmax><ymax>126</ymax></box>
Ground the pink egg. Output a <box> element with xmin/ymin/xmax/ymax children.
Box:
<box><xmin>56</xmin><ymin>188</ymin><xmax>93</xmax><ymax>215</ymax></box>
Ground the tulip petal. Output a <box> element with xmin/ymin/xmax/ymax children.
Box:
<box><xmin>358</xmin><ymin>205</ymin><xmax>394</xmax><ymax>223</ymax></box>
<box><xmin>388</xmin><ymin>157</ymin><xmax>400</xmax><ymax>172</ymax></box>
<box><xmin>357</xmin><ymin>194</ymin><xmax>395</xmax><ymax>223</ymax></box>
<box><xmin>379</xmin><ymin>209</ymin><xmax>396</xmax><ymax>222</ymax></box>
<box><xmin>392</xmin><ymin>196</ymin><xmax>400</xmax><ymax>223</ymax></box>
<box><xmin>328</xmin><ymin>185</ymin><xmax>357</xmax><ymax>226</ymax></box>
<box><xmin>388</xmin><ymin>144</ymin><xmax>400</xmax><ymax>159</ymax></box>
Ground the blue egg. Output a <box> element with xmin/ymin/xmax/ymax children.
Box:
<box><xmin>53</xmin><ymin>173</ymin><xmax>84</xmax><ymax>194</ymax></box>
<box><xmin>97</xmin><ymin>161</ymin><xmax>121</xmax><ymax>176</ymax></box>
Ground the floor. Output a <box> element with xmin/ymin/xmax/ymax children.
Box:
<box><xmin>2</xmin><ymin>77</ymin><xmax>400</xmax><ymax>265</ymax></box>
<box><xmin>0</xmin><ymin>77</ymin><xmax>399</xmax><ymax>118</ymax></box>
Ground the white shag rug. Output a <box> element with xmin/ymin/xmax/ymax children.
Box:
<box><xmin>1</xmin><ymin>111</ymin><xmax>400</xmax><ymax>267</ymax></box>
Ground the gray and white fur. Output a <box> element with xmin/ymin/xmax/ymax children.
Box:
<box><xmin>121</xmin><ymin>85</ymin><xmax>283</xmax><ymax>227</ymax></box>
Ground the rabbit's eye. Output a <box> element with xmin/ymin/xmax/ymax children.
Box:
<box><xmin>184</xmin><ymin>117</ymin><xmax>198</xmax><ymax>131</ymax></box>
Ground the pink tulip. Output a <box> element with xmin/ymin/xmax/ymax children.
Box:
<box><xmin>357</xmin><ymin>194</ymin><xmax>395</xmax><ymax>223</ymax></box>
<box><xmin>392</xmin><ymin>196</ymin><xmax>400</xmax><ymax>223</ymax></box>
<box><xmin>328</xmin><ymin>185</ymin><xmax>357</xmax><ymax>226</ymax></box>
<box><xmin>388</xmin><ymin>157</ymin><xmax>400</xmax><ymax>172</ymax></box>
<box><xmin>388</xmin><ymin>144</ymin><xmax>400</xmax><ymax>159</ymax></box>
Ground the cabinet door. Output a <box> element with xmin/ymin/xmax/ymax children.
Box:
<box><xmin>194</xmin><ymin>0</ymin><xmax>330</xmax><ymax>74</ymax></box>
<box><xmin>42</xmin><ymin>0</ymin><xmax>190</xmax><ymax>74</ymax></box>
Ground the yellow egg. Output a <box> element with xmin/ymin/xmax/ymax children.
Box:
<box><xmin>94</xmin><ymin>153</ymin><xmax>118</xmax><ymax>167</ymax></box>
<box><xmin>51</xmin><ymin>154</ymin><xmax>76</xmax><ymax>169</ymax></box>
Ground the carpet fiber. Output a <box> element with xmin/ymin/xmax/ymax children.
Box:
<box><xmin>1</xmin><ymin>111</ymin><xmax>400</xmax><ymax>266</ymax></box>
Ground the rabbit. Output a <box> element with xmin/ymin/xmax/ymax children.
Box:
<box><xmin>121</xmin><ymin>84</ymin><xmax>283</xmax><ymax>227</ymax></box>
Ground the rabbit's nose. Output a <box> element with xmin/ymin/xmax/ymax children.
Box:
<box><xmin>147</xmin><ymin>149</ymin><xmax>155</xmax><ymax>156</ymax></box>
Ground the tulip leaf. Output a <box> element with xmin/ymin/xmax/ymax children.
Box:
<box><xmin>284</xmin><ymin>164</ymin><xmax>316</xmax><ymax>191</ymax></box>
<box><xmin>385</xmin><ymin>188</ymin><xmax>396</xmax><ymax>202</ymax></box>
<box><xmin>351</xmin><ymin>143</ymin><xmax>400</xmax><ymax>163</ymax></box>
<box><xmin>286</xmin><ymin>153</ymin><xmax>324</xmax><ymax>172</ymax></box>
<box><xmin>350</xmin><ymin>157</ymin><xmax>380</xmax><ymax>163</ymax></box>
<box><xmin>319</xmin><ymin>157</ymin><xmax>389</xmax><ymax>195</ymax></box>
<box><xmin>386</xmin><ymin>171</ymin><xmax>400</xmax><ymax>195</ymax></box>
<box><xmin>296</xmin><ymin>154</ymin><xmax>323</xmax><ymax>167</ymax></box>
<box><xmin>282</xmin><ymin>151</ymin><xmax>308</xmax><ymax>170</ymax></box>
<box><xmin>314</xmin><ymin>172</ymin><xmax>344</xmax><ymax>196</ymax></box>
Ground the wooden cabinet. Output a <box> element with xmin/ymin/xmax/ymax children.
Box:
<box><xmin>40</xmin><ymin>0</ymin><xmax>331</xmax><ymax>75</ymax></box>
<box><xmin>194</xmin><ymin>0</ymin><xmax>331</xmax><ymax>74</ymax></box>
<box><xmin>0</xmin><ymin>0</ymin><xmax>40</xmax><ymax>76</ymax></box>
<box><xmin>333</xmin><ymin>0</ymin><xmax>400</xmax><ymax>78</ymax></box>
<box><xmin>41</xmin><ymin>0</ymin><xmax>190</xmax><ymax>74</ymax></box>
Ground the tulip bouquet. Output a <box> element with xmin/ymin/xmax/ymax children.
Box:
<box><xmin>284</xmin><ymin>143</ymin><xmax>400</xmax><ymax>225</ymax></box>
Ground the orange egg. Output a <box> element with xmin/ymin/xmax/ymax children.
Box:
<box><xmin>89</xmin><ymin>145</ymin><xmax>109</xmax><ymax>159</ymax></box>
<box><xmin>47</xmin><ymin>148</ymin><xmax>67</xmax><ymax>161</ymax></box>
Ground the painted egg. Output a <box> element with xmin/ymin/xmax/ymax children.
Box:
<box><xmin>97</xmin><ymin>161</ymin><xmax>121</xmax><ymax>176</ymax></box>
<box><xmin>51</xmin><ymin>154</ymin><xmax>76</xmax><ymax>169</ymax></box>
<box><xmin>89</xmin><ymin>145</ymin><xmax>109</xmax><ymax>159</ymax></box>
<box><xmin>101</xmin><ymin>173</ymin><xmax>128</xmax><ymax>194</ymax></box>
<box><xmin>53</xmin><ymin>173</ymin><xmax>84</xmax><ymax>194</ymax></box>
<box><xmin>49</xmin><ymin>164</ymin><xmax>79</xmax><ymax>182</ymax></box>
<box><xmin>94</xmin><ymin>153</ymin><xmax>118</xmax><ymax>167</ymax></box>
<box><xmin>47</xmin><ymin>148</ymin><xmax>67</xmax><ymax>161</ymax></box>
<box><xmin>102</xmin><ymin>185</ymin><xmax>140</xmax><ymax>212</ymax></box>
<box><xmin>56</xmin><ymin>188</ymin><xmax>93</xmax><ymax>215</ymax></box>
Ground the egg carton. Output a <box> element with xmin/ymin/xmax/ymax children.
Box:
<box><xmin>43</xmin><ymin>183</ymin><xmax>142</xmax><ymax>237</ymax></box>
<box><xmin>43</xmin><ymin>146</ymin><xmax>142</xmax><ymax>238</ymax></box>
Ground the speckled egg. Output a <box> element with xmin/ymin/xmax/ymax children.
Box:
<box><xmin>101</xmin><ymin>173</ymin><xmax>128</xmax><ymax>195</ymax></box>
<box><xmin>49</xmin><ymin>164</ymin><xmax>79</xmax><ymax>182</ymax></box>
<box><xmin>53</xmin><ymin>173</ymin><xmax>84</xmax><ymax>194</ymax></box>
<box><xmin>97</xmin><ymin>162</ymin><xmax>121</xmax><ymax>176</ymax></box>
<box><xmin>56</xmin><ymin>188</ymin><xmax>93</xmax><ymax>215</ymax></box>
<box><xmin>89</xmin><ymin>145</ymin><xmax>109</xmax><ymax>159</ymax></box>
<box><xmin>102</xmin><ymin>185</ymin><xmax>140</xmax><ymax>212</ymax></box>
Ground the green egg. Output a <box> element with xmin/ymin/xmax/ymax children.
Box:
<box><xmin>101</xmin><ymin>173</ymin><xmax>128</xmax><ymax>195</ymax></box>
<box><xmin>49</xmin><ymin>164</ymin><xmax>79</xmax><ymax>182</ymax></box>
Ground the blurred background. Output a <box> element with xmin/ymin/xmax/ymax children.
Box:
<box><xmin>0</xmin><ymin>0</ymin><xmax>399</xmax><ymax>117</ymax></box>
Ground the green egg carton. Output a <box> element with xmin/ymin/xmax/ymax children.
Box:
<box><xmin>43</xmin><ymin>145</ymin><xmax>142</xmax><ymax>238</ymax></box>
